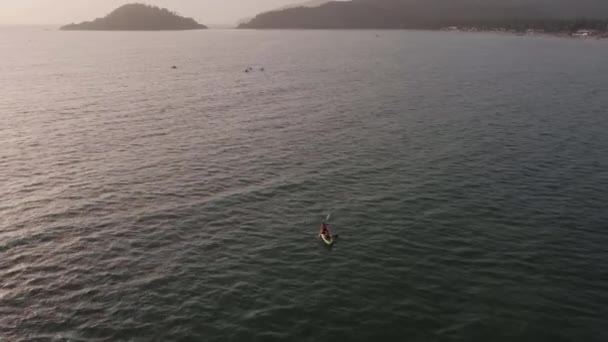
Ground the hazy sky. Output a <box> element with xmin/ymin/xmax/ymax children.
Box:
<box><xmin>0</xmin><ymin>0</ymin><xmax>310</xmax><ymax>26</ymax></box>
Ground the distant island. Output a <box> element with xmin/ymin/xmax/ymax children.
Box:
<box><xmin>237</xmin><ymin>0</ymin><xmax>608</xmax><ymax>36</ymax></box>
<box><xmin>61</xmin><ymin>3</ymin><xmax>207</xmax><ymax>31</ymax></box>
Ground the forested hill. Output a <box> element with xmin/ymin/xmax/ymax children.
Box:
<box><xmin>61</xmin><ymin>4</ymin><xmax>207</xmax><ymax>31</ymax></box>
<box><xmin>237</xmin><ymin>0</ymin><xmax>608</xmax><ymax>29</ymax></box>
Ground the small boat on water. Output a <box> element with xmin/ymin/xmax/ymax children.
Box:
<box><xmin>319</xmin><ymin>219</ymin><xmax>338</xmax><ymax>246</ymax></box>
<box><xmin>320</xmin><ymin>232</ymin><xmax>335</xmax><ymax>246</ymax></box>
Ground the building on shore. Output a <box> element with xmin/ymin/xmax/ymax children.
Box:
<box><xmin>572</xmin><ymin>29</ymin><xmax>593</xmax><ymax>37</ymax></box>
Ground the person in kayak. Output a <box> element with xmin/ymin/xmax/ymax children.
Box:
<box><xmin>320</xmin><ymin>222</ymin><xmax>331</xmax><ymax>237</ymax></box>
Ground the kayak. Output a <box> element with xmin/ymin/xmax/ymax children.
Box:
<box><xmin>319</xmin><ymin>233</ymin><xmax>335</xmax><ymax>246</ymax></box>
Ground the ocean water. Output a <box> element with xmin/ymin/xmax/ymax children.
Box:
<box><xmin>1</xmin><ymin>28</ymin><xmax>607</xmax><ymax>342</ymax></box>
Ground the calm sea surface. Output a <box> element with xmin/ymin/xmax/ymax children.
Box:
<box><xmin>1</xmin><ymin>28</ymin><xmax>607</xmax><ymax>342</ymax></box>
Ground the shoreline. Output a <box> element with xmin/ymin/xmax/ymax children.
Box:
<box><xmin>3</xmin><ymin>25</ymin><xmax>607</xmax><ymax>40</ymax></box>
<box><xmin>440</xmin><ymin>28</ymin><xmax>608</xmax><ymax>40</ymax></box>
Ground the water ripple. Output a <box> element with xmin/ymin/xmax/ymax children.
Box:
<box><xmin>1</xmin><ymin>30</ymin><xmax>608</xmax><ymax>342</ymax></box>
